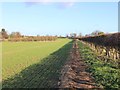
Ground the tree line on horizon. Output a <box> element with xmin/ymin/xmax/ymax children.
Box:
<box><xmin>0</xmin><ymin>28</ymin><xmax>57</xmax><ymax>42</ymax></box>
<box><xmin>1</xmin><ymin>28</ymin><xmax>118</xmax><ymax>42</ymax></box>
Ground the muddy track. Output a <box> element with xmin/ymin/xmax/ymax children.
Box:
<box><xmin>58</xmin><ymin>40</ymin><xmax>97</xmax><ymax>89</ymax></box>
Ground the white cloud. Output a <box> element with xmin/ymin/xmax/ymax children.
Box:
<box><xmin>26</xmin><ymin>0</ymin><xmax>53</xmax><ymax>3</ymax></box>
<box><xmin>62</xmin><ymin>2</ymin><xmax>75</xmax><ymax>7</ymax></box>
<box><xmin>25</xmin><ymin>0</ymin><xmax>53</xmax><ymax>6</ymax></box>
<box><xmin>25</xmin><ymin>0</ymin><xmax>75</xmax><ymax>8</ymax></box>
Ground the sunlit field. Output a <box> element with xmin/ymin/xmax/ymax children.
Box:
<box><xmin>2</xmin><ymin>39</ymin><xmax>71</xmax><ymax>81</ymax></box>
<box><xmin>1</xmin><ymin>2</ymin><xmax>119</xmax><ymax>89</ymax></box>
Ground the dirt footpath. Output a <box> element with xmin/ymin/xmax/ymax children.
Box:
<box><xmin>58</xmin><ymin>40</ymin><xmax>97</xmax><ymax>89</ymax></box>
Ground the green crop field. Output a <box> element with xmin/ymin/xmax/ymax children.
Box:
<box><xmin>2</xmin><ymin>39</ymin><xmax>73</xmax><ymax>88</ymax></box>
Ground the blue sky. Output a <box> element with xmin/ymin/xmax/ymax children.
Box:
<box><xmin>1</xmin><ymin>2</ymin><xmax>118</xmax><ymax>36</ymax></box>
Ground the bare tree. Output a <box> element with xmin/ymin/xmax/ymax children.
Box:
<box><xmin>78</xmin><ymin>33</ymin><xmax>82</xmax><ymax>38</ymax></box>
<box><xmin>70</xmin><ymin>33</ymin><xmax>77</xmax><ymax>38</ymax></box>
<box><xmin>10</xmin><ymin>32</ymin><xmax>21</xmax><ymax>38</ymax></box>
<box><xmin>91</xmin><ymin>30</ymin><xmax>104</xmax><ymax>36</ymax></box>
<box><xmin>1</xmin><ymin>28</ymin><xmax>8</xmax><ymax>39</ymax></box>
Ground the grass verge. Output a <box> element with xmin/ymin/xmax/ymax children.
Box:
<box><xmin>78</xmin><ymin>41</ymin><xmax>119</xmax><ymax>89</ymax></box>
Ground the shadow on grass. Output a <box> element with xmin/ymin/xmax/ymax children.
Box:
<box><xmin>0</xmin><ymin>82</ymin><xmax>2</xmax><ymax>90</ymax></box>
<box><xmin>2</xmin><ymin>41</ymin><xmax>73</xmax><ymax>88</ymax></box>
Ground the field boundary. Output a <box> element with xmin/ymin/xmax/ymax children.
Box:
<box><xmin>58</xmin><ymin>40</ymin><xmax>97</xmax><ymax>88</ymax></box>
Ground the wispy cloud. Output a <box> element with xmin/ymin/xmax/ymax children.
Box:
<box><xmin>25</xmin><ymin>0</ymin><xmax>53</xmax><ymax>6</ymax></box>
<box><xmin>61</xmin><ymin>2</ymin><xmax>75</xmax><ymax>7</ymax></box>
<box><xmin>25</xmin><ymin>0</ymin><xmax>75</xmax><ymax>7</ymax></box>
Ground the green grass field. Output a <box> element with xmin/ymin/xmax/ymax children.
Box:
<box><xmin>2</xmin><ymin>38</ymin><xmax>72</xmax><ymax>88</ymax></box>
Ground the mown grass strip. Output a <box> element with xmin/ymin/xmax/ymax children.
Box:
<box><xmin>78</xmin><ymin>41</ymin><xmax>119</xmax><ymax>89</ymax></box>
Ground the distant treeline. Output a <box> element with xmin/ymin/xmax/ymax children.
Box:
<box><xmin>8</xmin><ymin>36</ymin><xmax>57</xmax><ymax>42</ymax></box>
<box><xmin>0</xmin><ymin>28</ymin><xmax>57</xmax><ymax>42</ymax></box>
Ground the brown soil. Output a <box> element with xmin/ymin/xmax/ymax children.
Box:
<box><xmin>58</xmin><ymin>40</ymin><xmax>98</xmax><ymax>89</ymax></box>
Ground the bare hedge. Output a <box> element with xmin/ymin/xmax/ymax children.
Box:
<box><xmin>8</xmin><ymin>36</ymin><xmax>57</xmax><ymax>42</ymax></box>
